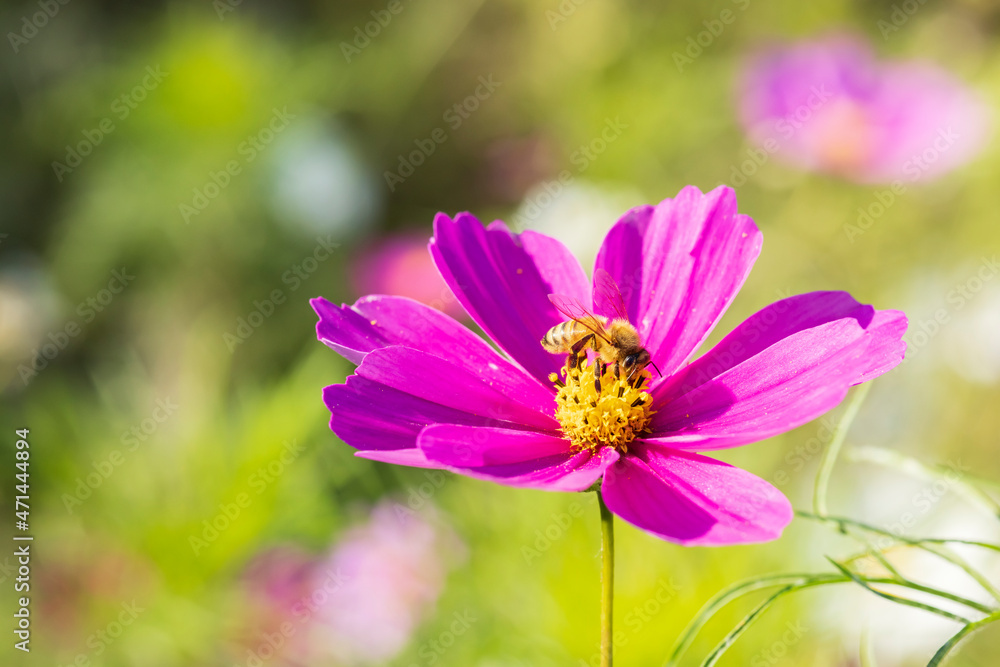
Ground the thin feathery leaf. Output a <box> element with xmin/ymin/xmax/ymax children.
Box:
<box><xmin>698</xmin><ymin>585</ymin><xmax>798</xmax><ymax>667</ymax></box>
<box><xmin>664</xmin><ymin>569</ymin><xmax>982</xmax><ymax>667</ymax></box>
<box><xmin>664</xmin><ymin>574</ymin><xmax>844</xmax><ymax>667</ymax></box>
<box><xmin>799</xmin><ymin>510</ymin><xmax>1000</xmax><ymax>602</ymax></box>
<box><xmin>927</xmin><ymin>611</ymin><xmax>1000</xmax><ymax>667</ymax></box>
<box><xmin>827</xmin><ymin>558</ymin><xmax>972</xmax><ymax>624</ymax></box>
<box><xmin>797</xmin><ymin>511</ymin><xmax>1000</xmax><ymax>552</ymax></box>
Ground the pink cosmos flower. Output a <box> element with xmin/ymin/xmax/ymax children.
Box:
<box><xmin>311</xmin><ymin>185</ymin><xmax>907</xmax><ymax>546</ymax></box>
<box><xmin>738</xmin><ymin>34</ymin><xmax>990</xmax><ymax>183</ymax></box>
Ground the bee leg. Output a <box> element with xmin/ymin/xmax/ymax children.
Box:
<box><xmin>568</xmin><ymin>334</ymin><xmax>595</xmax><ymax>370</ymax></box>
<box><xmin>570</xmin><ymin>333</ymin><xmax>595</xmax><ymax>356</ymax></box>
<box><xmin>594</xmin><ymin>360</ymin><xmax>605</xmax><ymax>395</ymax></box>
<box><xmin>613</xmin><ymin>362</ymin><xmax>621</xmax><ymax>381</ymax></box>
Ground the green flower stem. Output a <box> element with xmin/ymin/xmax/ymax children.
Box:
<box><xmin>813</xmin><ymin>382</ymin><xmax>871</xmax><ymax>516</ymax></box>
<box><xmin>598</xmin><ymin>490</ymin><xmax>615</xmax><ymax>667</ymax></box>
<box><xmin>860</xmin><ymin>628</ymin><xmax>878</xmax><ymax>667</ymax></box>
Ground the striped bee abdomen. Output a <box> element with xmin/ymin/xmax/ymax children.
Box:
<box><xmin>541</xmin><ymin>317</ymin><xmax>606</xmax><ymax>354</ymax></box>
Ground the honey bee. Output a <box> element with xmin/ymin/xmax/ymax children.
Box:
<box><xmin>541</xmin><ymin>269</ymin><xmax>659</xmax><ymax>384</ymax></box>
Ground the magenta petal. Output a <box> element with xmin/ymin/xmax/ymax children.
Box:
<box><xmin>419</xmin><ymin>424</ymin><xmax>618</xmax><ymax>491</ymax></box>
<box><xmin>430</xmin><ymin>213</ymin><xmax>591</xmax><ymax>384</ymax></box>
<box><xmin>324</xmin><ymin>377</ymin><xmax>537</xmax><ymax>463</ymax></box>
<box><xmin>594</xmin><ymin>186</ymin><xmax>761</xmax><ymax>380</ymax></box>
<box><xmin>601</xmin><ymin>443</ymin><xmax>792</xmax><ymax>546</ymax></box>
<box><xmin>647</xmin><ymin>292</ymin><xmax>907</xmax><ymax>450</ymax></box>
<box><xmin>312</xmin><ymin>294</ymin><xmax>554</xmax><ymax>406</ymax></box>
<box><xmin>355</xmin><ymin>346</ymin><xmax>559</xmax><ymax>431</ymax></box>
<box><xmin>355</xmin><ymin>448</ymin><xmax>437</xmax><ymax>468</ymax></box>
<box><xmin>311</xmin><ymin>295</ymin><xmax>522</xmax><ymax>371</ymax></box>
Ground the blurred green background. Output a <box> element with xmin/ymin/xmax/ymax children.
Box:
<box><xmin>2</xmin><ymin>0</ymin><xmax>1000</xmax><ymax>665</ymax></box>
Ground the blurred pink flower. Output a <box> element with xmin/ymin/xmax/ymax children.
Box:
<box><xmin>241</xmin><ymin>546</ymin><xmax>317</xmax><ymax>618</ymax></box>
<box><xmin>308</xmin><ymin>501</ymin><xmax>463</xmax><ymax>665</ymax></box>
<box><xmin>234</xmin><ymin>547</ymin><xmax>319</xmax><ymax>665</ymax></box>
<box><xmin>236</xmin><ymin>502</ymin><xmax>463</xmax><ymax>666</ymax></box>
<box><xmin>351</xmin><ymin>234</ymin><xmax>465</xmax><ymax>319</ymax></box>
<box><xmin>738</xmin><ymin>34</ymin><xmax>991</xmax><ymax>183</ymax></box>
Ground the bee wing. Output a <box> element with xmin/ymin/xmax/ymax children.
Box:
<box><xmin>548</xmin><ymin>294</ymin><xmax>612</xmax><ymax>343</ymax></box>
<box><xmin>593</xmin><ymin>268</ymin><xmax>632</xmax><ymax>323</ymax></box>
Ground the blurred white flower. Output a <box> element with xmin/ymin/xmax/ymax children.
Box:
<box><xmin>511</xmin><ymin>180</ymin><xmax>643</xmax><ymax>271</ymax></box>
<box><xmin>0</xmin><ymin>256</ymin><xmax>59</xmax><ymax>388</ymax></box>
<box><xmin>892</xmin><ymin>263</ymin><xmax>1000</xmax><ymax>386</ymax></box>
<box><xmin>941</xmin><ymin>283</ymin><xmax>1000</xmax><ymax>385</ymax></box>
<box><xmin>270</xmin><ymin>116</ymin><xmax>381</xmax><ymax>238</ymax></box>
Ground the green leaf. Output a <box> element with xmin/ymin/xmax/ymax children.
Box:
<box><xmin>798</xmin><ymin>510</ymin><xmax>1000</xmax><ymax>602</ymax></box>
<box><xmin>698</xmin><ymin>585</ymin><xmax>798</xmax><ymax>667</ymax></box>
<box><xmin>664</xmin><ymin>546</ymin><xmax>993</xmax><ymax>666</ymax></box>
<box><xmin>928</xmin><ymin>611</ymin><xmax>1000</xmax><ymax>667</ymax></box>
<box><xmin>798</xmin><ymin>511</ymin><xmax>1000</xmax><ymax>552</ymax></box>
<box><xmin>826</xmin><ymin>558</ymin><xmax>973</xmax><ymax>624</ymax></box>
<box><xmin>664</xmin><ymin>573</ymin><xmax>841</xmax><ymax>666</ymax></box>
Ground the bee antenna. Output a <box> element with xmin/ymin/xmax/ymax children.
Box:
<box><xmin>650</xmin><ymin>360</ymin><xmax>662</xmax><ymax>377</ymax></box>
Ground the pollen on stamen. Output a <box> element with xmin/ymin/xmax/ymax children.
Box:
<box><xmin>552</xmin><ymin>357</ymin><xmax>654</xmax><ymax>453</ymax></box>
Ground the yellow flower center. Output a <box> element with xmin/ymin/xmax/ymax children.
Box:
<box><xmin>550</xmin><ymin>358</ymin><xmax>654</xmax><ymax>453</ymax></box>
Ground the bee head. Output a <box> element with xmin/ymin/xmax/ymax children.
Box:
<box><xmin>623</xmin><ymin>349</ymin><xmax>651</xmax><ymax>374</ymax></box>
